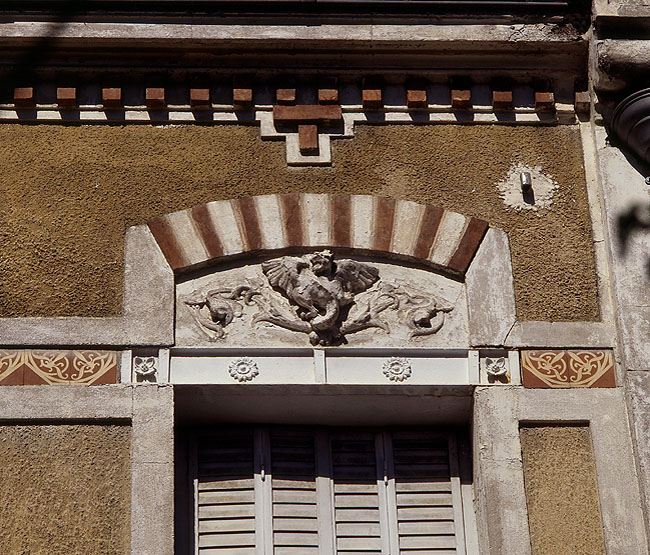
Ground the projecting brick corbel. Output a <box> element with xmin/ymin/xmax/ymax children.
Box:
<box><xmin>2</xmin><ymin>79</ymin><xmax>579</xmax><ymax>166</ymax></box>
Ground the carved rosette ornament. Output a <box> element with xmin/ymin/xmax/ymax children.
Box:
<box><xmin>133</xmin><ymin>356</ymin><xmax>157</xmax><ymax>377</ymax></box>
<box><xmin>183</xmin><ymin>251</ymin><xmax>454</xmax><ymax>346</ymax></box>
<box><xmin>485</xmin><ymin>357</ymin><xmax>508</xmax><ymax>378</ymax></box>
<box><xmin>228</xmin><ymin>357</ymin><xmax>259</xmax><ymax>382</ymax></box>
<box><xmin>382</xmin><ymin>357</ymin><xmax>412</xmax><ymax>382</ymax></box>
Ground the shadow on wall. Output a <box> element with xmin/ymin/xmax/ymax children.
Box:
<box><xmin>612</xmin><ymin>138</ymin><xmax>650</xmax><ymax>263</ymax></box>
<box><xmin>608</xmin><ymin>104</ymin><xmax>650</xmax><ymax>275</ymax></box>
<box><xmin>618</xmin><ymin>201</ymin><xmax>650</xmax><ymax>273</ymax></box>
<box><xmin>1</xmin><ymin>1</ymin><xmax>85</xmax><ymax>83</ymax></box>
<box><xmin>609</xmin><ymin>90</ymin><xmax>650</xmax><ymax>274</ymax></box>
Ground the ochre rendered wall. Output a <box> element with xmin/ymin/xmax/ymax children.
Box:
<box><xmin>0</xmin><ymin>424</ymin><xmax>131</xmax><ymax>555</ymax></box>
<box><xmin>0</xmin><ymin>124</ymin><xmax>597</xmax><ymax>321</ymax></box>
<box><xmin>520</xmin><ymin>426</ymin><xmax>606</xmax><ymax>555</ymax></box>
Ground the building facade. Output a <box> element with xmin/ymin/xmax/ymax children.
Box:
<box><xmin>0</xmin><ymin>0</ymin><xmax>650</xmax><ymax>553</ymax></box>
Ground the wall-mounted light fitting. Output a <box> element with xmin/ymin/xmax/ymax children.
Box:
<box><xmin>520</xmin><ymin>172</ymin><xmax>533</xmax><ymax>192</ymax></box>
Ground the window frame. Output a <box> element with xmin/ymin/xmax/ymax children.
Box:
<box><xmin>189</xmin><ymin>425</ymin><xmax>475</xmax><ymax>554</ymax></box>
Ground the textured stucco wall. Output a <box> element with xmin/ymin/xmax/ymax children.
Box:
<box><xmin>0</xmin><ymin>124</ymin><xmax>597</xmax><ymax>321</ymax></box>
<box><xmin>0</xmin><ymin>424</ymin><xmax>131</xmax><ymax>555</ymax></box>
<box><xmin>520</xmin><ymin>426</ymin><xmax>606</xmax><ymax>555</ymax></box>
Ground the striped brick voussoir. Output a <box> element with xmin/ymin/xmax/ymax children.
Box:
<box><xmin>147</xmin><ymin>194</ymin><xmax>489</xmax><ymax>277</ymax></box>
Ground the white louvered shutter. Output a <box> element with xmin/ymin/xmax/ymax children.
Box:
<box><xmin>193</xmin><ymin>427</ymin><xmax>472</xmax><ymax>555</ymax></box>
<box><xmin>195</xmin><ymin>429</ymin><xmax>257</xmax><ymax>554</ymax></box>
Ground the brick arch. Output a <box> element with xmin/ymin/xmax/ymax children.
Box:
<box><xmin>147</xmin><ymin>193</ymin><xmax>489</xmax><ymax>277</ymax></box>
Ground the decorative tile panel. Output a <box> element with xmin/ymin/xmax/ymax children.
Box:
<box><xmin>521</xmin><ymin>350</ymin><xmax>615</xmax><ymax>388</ymax></box>
<box><xmin>0</xmin><ymin>350</ymin><xmax>118</xmax><ymax>385</ymax></box>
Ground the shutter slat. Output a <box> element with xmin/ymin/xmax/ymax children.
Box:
<box><xmin>397</xmin><ymin>507</ymin><xmax>455</xmax><ymax>520</ymax></box>
<box><xmin>273</xmin><ymin>478</ymin><xmax>319</xmax><ymax>489</ymax></box>
<box><xmin>199</xmin><ymin>504</ymin><xmax>256</xmax><ymax>519</ymax></box>
<box><xmin>334</xmin><ymin>482</ymin><xmax>378</xmax><ymax>493</ymax></box>
<box><xmin>199</xmin><ymin>490</ymin><xmax>255</xmax><ymax>504</ymax></box>
<box><xmin>398</xmin><ymin>520</ymin><xmax>455</xmax><ymax>534</ymax></box>
<box><xmin>273</xmin><ymin>504</ymin><xmax>319</xmax><ymax>518</ymax></box>
<box><xmin>198</xmin><ymin>532</ymin><xmax>256</xmax><ymax>547</ymax></box>
<box><xmin>396</xmin><ymin>493</ymin><xmax>454</xmax><ymax>506</ymax></box>
<box><xmin>332</xmin><ymin>453</ymin><xmax>377</xmax><ymax>465</ymax></box>
<box><xmin>273</xmin><ymin>531</ymin><xmax>320</xmax><ymax>545</ymax></box>
<box><xmin>199</xmin><ymin>478</ymin><xmax>255</xmax><ymax>491</ymax></box>
<box><xmin>200</xmin><ymin>548</ymin><xmax>255</xmax><ymax>554</ymax></box>
<box><xmin>336</xmin><ymin>522</ymin><xmax>382</xmax><ymax>536</ymax></box>
<box><xmin>273</xmin><ymin>517</ymin><xmax>319</xmax><ymax>531</ymax></box>
<box><xmin>393</xmin><ymin>465</ymin><xmax>451</xmax><ymax>478</ymax></box>
<box><xmin>274</xmin><ymin>548</ymin><xmax>319</xmax><ymax>555</ymax></box>
<box><xmin>337</xmin><ymin>536</ymin><xmax>383</xmax><ymax>550</ymax></box>
<box><xmin>396</xmin><ymin>481</ymin><xmax>452</xmax><ymax>492</ymax></box>
<box><xmin>199</xmin><ymin>518</ymin><xmax>256</xmax><ymax>533</ymax></box>
<box><xmin>335</xmin><ymin>493</ymin><xmax>381</xmax><ymax>508</ymax></box>
<box><xmin>395</xmin><ymin>551</ymin><xmax>456</xmax><ymax>555</ymax></box>
<box><xmin>400</xmin><ymin>534</ymin><xmax>457</xmax><ymax>549</ymax></box>
<box><xmin>335</xmin><ymin>508</ymin><xmax>381</xmax><ymax>522</ymax></box>
<box><xmin>393</xmin><ymin>447</ymin><xmax>448</xmax><ymax>456</ymax></box>
<box><xmin>272</xmin><ymin>489</ymin><xmax>317</xmax><ymax>503</ymax></box>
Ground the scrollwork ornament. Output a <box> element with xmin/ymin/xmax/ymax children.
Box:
<box><xmin>567</xmin><ymin>351</ymin><xmax>609</xmax><ymax>384</ymax></box>
<box><xmin>228</xmin><ymin>357</ymin><xmax>259</xmax><ymax>382</ymax></box>
<box><xmin>0</xmin><ymin>350</ymin><xmax>25</xmax><ymax>382</ymax></box>
<box><xmin>525</xmin><ymin>351</ymin><xmax>568</xmax><ymax>383</ymax></box>
<box><xmin>382</xmin><ymin>357</ymin><xmax>412</xmax><ymax>382</ymax></box>
<box><xmin>23</xmin><ymin>350</ymin><xmax>117</xmax><ymax>385</ymax></box>
<box><xmin>521</xmin><ymin>350</ymin><xmax>614</xmax><ymax>388</ymax></box>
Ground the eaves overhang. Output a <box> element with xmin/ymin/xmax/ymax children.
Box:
<box><xmin>0</xmin><ymin>21</ymin><xmax>588</xmax><ymax>75</ymax></box>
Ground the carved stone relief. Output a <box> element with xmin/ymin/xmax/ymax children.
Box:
<box><xmin>133</xmin><ymin>356</ymin><xmax>158</xmax><ymax>378</ymax></box>
<box><xmin>176</xmin><ymin>251</ymin><xmax>468</xmax><ymax>348</ymax></box>
<box><xmin>485</xmin><ymin>357</ymin><xmax>508</xmax><ymax>378</ymax></box>
<box><xmin>382</xmin><ymin>357</ymin><xmax>412</xmax><ymax>382</ymax></box>
<box><xmin>228</xmin><ymin>357</ymin><xmax>259</xmax><ymax>382</ymax></box>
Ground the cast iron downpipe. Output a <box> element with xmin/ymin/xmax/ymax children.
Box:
<box><xmin>611</xmin><ymin>88</ymin><xmax>650</xmax><ymax>165</ymax></box>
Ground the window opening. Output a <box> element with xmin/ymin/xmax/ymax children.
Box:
<box><xmin>192</xmin><ymin>426</ymin><xmax>470</xmax><ymax>554</ymax></box>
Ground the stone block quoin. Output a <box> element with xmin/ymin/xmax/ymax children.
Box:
<box><xmin>147</xmin><ymin>194</ymin><xmax>490</xmax><ymax>278</ymax></box>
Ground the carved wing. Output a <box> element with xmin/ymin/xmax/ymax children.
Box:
<box><xmin>261</xmin><ymin>256</ymin><xmax>306</xmax><ymax>297</ymax></box>
<box><xmin>334</xmin><ymin>259</ymin><xmax>379</xmax><ymax>294</ymax></box>
<box><xmin>182</xmin><ymin>289</ymin><xmax>207</xmax><ymax>307</ymax></box>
